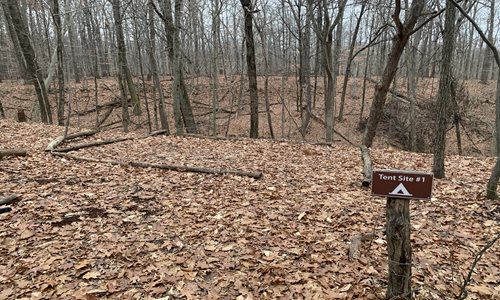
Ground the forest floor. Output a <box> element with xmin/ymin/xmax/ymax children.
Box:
<box><xmin>0</xmin><ymin>119</ymin><xmax>499</xmax><ymax>299</ymax></box>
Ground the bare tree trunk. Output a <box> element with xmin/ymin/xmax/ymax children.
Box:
<box><xmin>1</xmin><ymin>1</ymin><xmax>28</xmax><ymax>82</ymax></box>
<box><xmin>432</xmin><ymin>1</ymin><xmax>456</xmax><ymax>179</ymax></box>
<box><xmin>132</xmin><ymin>7</ymin><xmax>152</xmax><ymax>132</ymax></box>
<box><xmin>480</xmin><ymin>0</ymin><xmax>495</xmax><ymax>83</ymax></box>
<box><xmin>407</xmin><ymin>28</ymin><xmax>422</xmax><ymax>151</ymax></box>
<box><xmin>210</xmin><ymin>0</ymin><xmax>221</xmax><ymax>136</ymax></box>
<box><xmin>147</xmin><ymin>1</ymin><xmax>169</xmax><ymax>133</ymax></box>
<box><xmin>52</xmin><ymin>0</ymin><xmax>65</xmax><ymax>126</ymax></box>
<box><xmin>174</xmin><ymin>1</ymin><xmax>197</xmax><ymax>134</ymax></box>
<box><xmin>311</xmin><ymin>0</ymin><xmax>346</xmax><ymax>144</ymax></box>
<box><xmin>300</xmin><ymin>0</ymin><xmax>312</xmax><ymax>136</ymax></box>
<box><xmin>255</xmin><ymin>8</ymin><xmax>275</xmax><ymax>139</ymax></box>
<box><xmin>5</xmin><ymin>0</ymin><xmax>52</xmax><ymax>124</ymax></box>
<box><xmin>111</xmin><ymin>0</ymin><xmax>141</xmax><ymax>117</ymax></box>
<box><xmin>240</xmin><ymin>0</ymin><xmax>259</xmax><ymax>138</ymax></box>
<box><xmin>117</xmin><ymin>72</ymin><xmax>129</xmax><ymax>132</ymax></box>
<box><xmin>363</xmin><ymin>0</ymin><xmax>425</xmax><ymax>147</ymax></box>
<box><xmin>156</xmin><ymin>0</ymin><xmax>197</xmax><ymax>134</ymax></box>
<box><xmin>67</xmin><ymin>0</ymin><xmax>81</xmax><ymax>83</ymax></box>
<box><xmin>338</xmin><ymin>1</ymin><xmax>366</xmax><ymax>122</ymax></box>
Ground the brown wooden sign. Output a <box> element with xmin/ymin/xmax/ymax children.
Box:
<box><xmin>372</xmin><ymin>169</ymin><xmax>433</xmax><ymax>200</ymax></box>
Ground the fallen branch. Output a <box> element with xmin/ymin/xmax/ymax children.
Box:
<box><xmin>0</xmin><ymin>207</ymin><xmax>12</xmax><ymax>214</ymax></box>
<box><xmin>74</xmin><ymin>100</ymin><xmax>121</xmax><ymax>116</ymax></box>
<box><xmin>149</xmin><ymin>129</ymin><xmax>170</xmax><ymax>136</ymax></box>
<box><xmin>0</xmin><ymin>149</ymin><xmax>27</xmax><ymax>159</ymax></box>
<box><xmin>360</xmin><ymin>145</ymin><xmax>373</xmax><ymax>187</ymax></box>
<box><xmin>349</xmin><ymin>232</ymin><xmax>377</xmax><ymax>260</ymax></box>
<box><xmin>54</xmin><ymin>137</ymin><xmax>132</xmax><ymax>153</ymax></box>
<box><xmin>0</xmin><ymin>194</ymin><xmax>20</xmax><ymax>206</ymax></box>
<box><xmin>51</xmin><ymin>152</ymin><xmax>263</xmax><ymax>179</ymax></box>
<box><xmin>66</xmin><ymin>129</ymin><xmax>100</xmax><ymax>141</ymax></box>
<box><xmin>457</xmin><ymin>232</ymin><xmax>500</xmax><ymax>299</ymax></box>
<box><xmin>46</xmin><ymin>129</ymin><xmax>100</xmax><ymax>151</ymax></box>
<box><xmin>46</xmin><ymin>136</ymin><xmax>65</xmax><ymax>151</ymax></box>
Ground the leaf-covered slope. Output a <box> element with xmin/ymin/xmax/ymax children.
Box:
<box><xmin>0</xmin><ymin>120</ymin><xmax>498</xmax><ymax>299</ymax></box>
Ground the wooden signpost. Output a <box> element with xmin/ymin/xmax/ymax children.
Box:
<box><xmin>372</xmin><ymin>169</ymin><xmax>433</xmax><ymax>300</ymax></box>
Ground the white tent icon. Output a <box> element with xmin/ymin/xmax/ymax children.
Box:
<box><xmin>389</xmin><ymin>183</ymin><xmax>413</xmax><ymax>197</ymax></box>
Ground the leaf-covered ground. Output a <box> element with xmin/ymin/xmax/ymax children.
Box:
<box><xmin>0</xmin><ymin>120</ymin><xmax>499</xmax><ymax>299</ymax></box>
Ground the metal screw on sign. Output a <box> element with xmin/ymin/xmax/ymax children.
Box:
<box><xmin>371</xmin><ymin>169</ymin><xmax>433</xmax><ymax>299</ymax></box>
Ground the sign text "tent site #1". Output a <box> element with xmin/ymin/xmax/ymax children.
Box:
<box><xmin>371</xmin><ymin>169</ymin><xmax>434</xmax><ymax>200</ymax></box>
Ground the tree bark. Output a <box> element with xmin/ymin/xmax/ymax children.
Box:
<box><xmin>433</xmin><ymin>1</ymin><xmax>456</xmax><ymax>179</ymax></box>
<box><xmin>363</xmin><ymin>0</ymin><xmax>425</xmax><ymax>147</ymax></box>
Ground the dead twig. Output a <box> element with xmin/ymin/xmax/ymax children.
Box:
<box><xmin>457</xmin><ymin>232</ymin><xmax>500</xmax><ymax>299</ymax></box>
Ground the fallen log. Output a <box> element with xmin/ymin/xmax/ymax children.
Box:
<box><xmin>46</xmin><ymin>129</ymin><xmax>100</xmax><ymax>151</ymax></box>
<box><xmin>0</xmin><ymin>194</ymin><xmax>20</xmax><ymax>206</ymax></box>
<box><xmin>149</xmin><ymin>129</ymin><xmax>170</xmax><ymax>136</ymax></box>
<box><xmin>46</xmin><ymin>136</ymin><xmax>65</xmax><ymax>151</ymax></box>
<box><xmin>349</xmin><ymin>232</ymin><xmax>377</xmax><ymax>260</ymax></box>
<box><xmin>360</xmin><ymin>145</ymin><xmax>373</xmax><ymax>187</ymax></box>
<box><xmin>66</xmin><ymin>129</ymin><xmax>100</xmax><ymax>141</ymax></box>
<box><xmin>55</xmin><ymin>137</ymin><xmax>132</xmax><ymax>153</ymax></box>
<box><xmin>0</xmin><ymin>149</ymin><xmax>27</xmax><ymax>159</ymax></box>
<box><xmin>0</xmin><ymin>207</ymin><xmax>12</xmax><ymax>214</ymax></box>
<box><xmin>51</xmin><ymin>152</ymin><xmax>263</xmax><ymax>179</ymax></box>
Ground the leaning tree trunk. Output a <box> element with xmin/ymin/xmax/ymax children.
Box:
<box><xmin>432</xmin><ymin>0</ymin><xmax>457</xmax><ymax>179</ymax></box>
<box><xmin>5</xmin><ymin>0</ymin><xmax>52</xmax><ymax>124</ymax></box>
<box><xmin>363</xmin><ymin>0</ymin><xmax>425</xmax><ymax>147</ymax></box>
<box><xmin>1</xmin><ymin>1</ymin><xmax>28</xmax><ymax>82</ymax></box>
<box><xmin>240</xmin><ymin>0</ymin><xmax>259</xmax><ymax>138</ymax></box>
